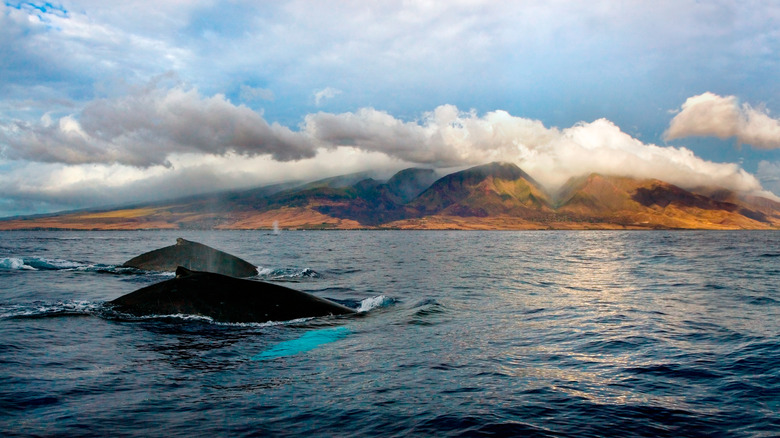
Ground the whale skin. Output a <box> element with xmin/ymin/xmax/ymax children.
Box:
<box><xmin>109</xmin><ymin>266</ymin><xmax>356</xmax><ymax>323</ymax></box>
<box><xmin>109</xmin><ymin>267</ymin><xmax>356</xmax><ymax>322</ymax></box>
<box><xmin>122</xmin><ymin>238</ymin><xmax>258</xmax><ymax>277</ymax></box>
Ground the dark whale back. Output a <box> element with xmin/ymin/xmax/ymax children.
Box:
<box><xmin>122</xmin><ymin>238</ymin><xmax>258</xmax><ymax>277</ymax></box>
<box><xmin>109</xmin><ymin>267</ymin><xmax>356</xmax><ymax>323</ymax></box>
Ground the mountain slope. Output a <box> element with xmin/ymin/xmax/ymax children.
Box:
<box><xmin>1</xmin><ymin>163</ymin><xmax>778</xmax><ymax>230</ymax></box>
<box><xmin>555</xmin><ymin>174</ymin><xmax>780</xmax><ymax>229</ymax></box>
<box><xmin>407</xmin><ymin>162</ymin><xmax>553</xmax><ymax>218</ymax></box>
<box><xmin>385</xmin><ymin>168</ymin><xmax>439</xmax><ymax>204</ymax></box>
<box><xmin>312</xmin><ymin>168</ymin><xmax>439</xmax><ymax>225</ymax></box>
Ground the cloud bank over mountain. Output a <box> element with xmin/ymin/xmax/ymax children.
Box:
<box><xmin>304</xmin><ymin>105</ymin><xmax>768</xmax><ymax>195</ymax></box>
<box><xmin>2</xmin><ymin>85</ymin><xmax>776</xmax><ymax>215</ymax></box>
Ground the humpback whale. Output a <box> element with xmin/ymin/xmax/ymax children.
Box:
<box><xmin>123</xmin><ymin>238</ymin><xmax>258</xmax><ymax>277</ymax></box>
<box><xmin>109</xmin><ymin>267</ymin><xmax>356</xmax><ymax>323</ymax></box>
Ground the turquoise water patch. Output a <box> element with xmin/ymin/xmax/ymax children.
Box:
<box><xmin>252</xmin><ymin>326</ymin><xmax>351</xmax><ymax>361</ymax></box>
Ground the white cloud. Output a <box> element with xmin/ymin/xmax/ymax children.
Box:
<box><xmin>303</xmin><ymin>105</ymin><xmax>768</xmax><ymax>196</ymax></box>
<box><xmin>304</xmin><ymin>105</ymin><xmax>557</xmax><ymax>167</ymax></box>
<box><xmin>0</xmin><ymin>85</ymin><xmax>315</xmax><ymax>167</ymax></box>
<box><xmin>313</xmin><ymin>87</ymin><xmax>342</xmax><ymax>106</ymax></box>
<box><xmin>665</xmin><ymin>92</ymin><xmax>780</xmax><ymax>149</ymax></box>
<box><xmin>2</xmin><ymin>90</ymin><xmax>772</xmax><ymax>202</ymax></box>
<box><xmin>0</xmin><ymin>148</ymin><xmax>405</xmax><ymax>216</ymax></box>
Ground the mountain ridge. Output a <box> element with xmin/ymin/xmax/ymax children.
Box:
<box><xmin>1</xmin><ymin>162</ymin><xmax>778</xmax><ymax>230</ymax></box>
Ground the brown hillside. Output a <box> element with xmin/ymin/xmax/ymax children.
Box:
<box><xmin>1</xmin><ymin>163</ymin><xmax>778</xmax><ymax>230</ymax></box>
<box><xmin>555</xmin><ymin>174</ymin><xmax>778</xmax><ymax>229</ymax></box>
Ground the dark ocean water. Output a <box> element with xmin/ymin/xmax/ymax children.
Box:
<box><xmin>0</xmin><ymin>230</ymin><xmax>778</xmax><ymax>437</ymax></box>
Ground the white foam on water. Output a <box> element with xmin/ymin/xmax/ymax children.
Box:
<box><xmin>255</xmin><ymin>266</ymin><xmax>320</xmax><ymax>279</ymax></box>
<box><xmin>135</xmin><ymin>313</ymin><xmax>216</xmax><ymax>323</ymax></box>
<box><xmin>0</xmin><ymin>257</ymin><xmax>34</xmax><ymax>270</ymax></box>
<box><xmin>256</xmin><ymin>267</ymin><xmax>274</xmax><ymax>276</ymax></box>
<box><xmin>357</xmin><ymin>295</ymin><xmax>395</xmax><ymax>313</ymax></box>
<box><xmin>0</xmin><ymin>256</ymin><xmax>92</xmax><ymax>271</ymax></box>
<box><xmin>107</xmin><ymin>310</ymin><xmax>313</xmax><ymax>327</ymax></box>
<box><xmin>0</xmin><ymin>257</ymin><xmax>162</xmax><ymax>276</ymax></box>
<box><xmin>216</xmin><ymin>317</ymin><xmax>314</xmax><ymax>328</ymax></box>
<box><xmin>0</xmin><ymin>300</ymin><xmax>102</xmax><ymax>318</ymax></box>
<box><xmin>31</xmin><ymin>258</ymin><xmax>85</xmax><ymax>270</ymax></box>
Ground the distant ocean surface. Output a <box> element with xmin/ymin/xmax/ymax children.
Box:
<box><xmin>1</xmin><ymin>230</ymin><xmax>778</xmax><ymax>437</ymax></box>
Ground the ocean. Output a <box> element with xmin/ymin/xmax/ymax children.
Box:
<box><xmin>0</xmin><ymin>230</ymin><xmax>778</xmax><ymax>437</ymax></box>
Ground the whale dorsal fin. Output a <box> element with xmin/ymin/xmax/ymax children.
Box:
<box><xmin>175</xmin><ymin>266</ymin><xmax>195</xmax><ymax>278</ymax></box>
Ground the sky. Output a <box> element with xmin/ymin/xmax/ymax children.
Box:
<box><xmin>1</xmin><ymin>0</ymin><xmax>780</xmax><ymax>217</ymax></box>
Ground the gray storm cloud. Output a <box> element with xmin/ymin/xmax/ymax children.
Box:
<box><xmin>665</xmin><ymin>92</ymin><xmax>780</xmax><ymax>149</ymax></box>
<box><xmin>0</xmin><ymin>88</ymin><xmax>772</xmax><ymax>199</ymax></box>
<box><xmin>1</xmin><ymin>86</ymin><xmax>315</xmax><ymax>167</ymax></box>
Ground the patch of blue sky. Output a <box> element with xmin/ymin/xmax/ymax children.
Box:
<box><xmin>7</xmin><ymin>1</ymin><xmax>67</xmax><ymax>17</ymax></box>
<box><xmin>11</xmin><ymin>1</ymin><xmax>65</xmax><ymax>13</ymax></box>
<box><xmin>5</xmin><ymin>1</ymin><xmax>67</xmax><ymax>33</ymax></box>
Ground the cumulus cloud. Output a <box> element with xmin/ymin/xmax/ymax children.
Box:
<box><xmin>665</xmin><ymin>92</ymin><xmax>780</xmax><ymax>149</ymax></box>
<box><xmin>2</xmin><ymin>88</ymin><xmax>777</xmax><ymax>217</ymax></box>
<box><xmin>0</xmin><ymin>85</ymin><xmax>315</xmax><ymax>167</ymax></box>
<box><xmin>302</xmin><ymin>105</ymin><xmax>767</xmax><ymax>195</ymax></box>
<box><xmin>303</xmin><ymin>105</ymin><xmax>557</xmax><ymax>167</ymax></box>
<box><xmin>313</xmin><ymin>87</ymin><xmax>342</xmax><ymax>106</ymax></box>
<box><xmin>539</xmin><ymin>119</ymin><xmax>773</xmax><ymax>196</ymax></box>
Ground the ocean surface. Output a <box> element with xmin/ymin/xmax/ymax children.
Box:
<box><xmin>0</xmin><ymin>230</ymin><xmax>778</xmax><ymax>437</ymax></box>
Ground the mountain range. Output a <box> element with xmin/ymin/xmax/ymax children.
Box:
<box><xmin>2</xmin><ymin>162</ymin><xmax>779</xmax><ymax>230</ymax></box>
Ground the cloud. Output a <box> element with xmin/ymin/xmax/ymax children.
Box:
<box><xmin>537</xmin><ymin>119</ymin><xmax>771</xmax><ymax>196</ymax></box>
<box><xmin>665</xmin><ymin>92</ymin><xmax>780</xmax><ymax>149</ymax></box>
<box><xmin>4</xmin><ymin>1</ymin><xmax>780</xmax><ymax>156</ymax></box>
<box><xmin>0</xmin><ymin>149</ymin><xmax>404</xmax><ymax>217</ymax></box>
<box><xmin>2</xmin><ymin>90</ymin><xmax>771</xmax><ymax>199</ymax></box>
<box><xmin>0</xmin><ymin>85</ymin><xmax>315</xmax><ymax>167</ymax></box>
<box><xmin>0</xmin><ymin>2</ymin><xmax>189</xmax><ymax>90</ymax></box>
<box><xmin>303</xmin><ymin>105</ymin><xmax>768</xmax><ymax>195</ymax></box>
<box><xmin>303</xmin><ymin>105</ymin><xmax>556</xmax><ymax>167</ymax></box>
<box><xmin>239</xmin><ymin>85</ymin><xmax>274</xmax><ymax>102</ymax></box>
<box><xmin>314</xmin><ymin>87</ymin><xmax>342</xmax><ymax>106</ymax></box>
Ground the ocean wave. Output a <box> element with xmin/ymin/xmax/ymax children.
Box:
<box><xmin>0</xmin><ymin>256</ymin><xmax>154</xmax><ymax>276</ymax></box>
<box><xmin>324</xmin><ymin>267</ymin><xmax>363</xmax><ymax>275</ymax></box>
<box><xmin>305</xmin><ymin>286</ymin><xmax>356</xmax><ymax>294</ymax></box>
<box><xmin>0</xmin><ymin>256</ymin><xmax>87</xmax><ymax>271</ymax></box>
<box><xmin>105</xmin><ymin>310</ymin><xmax>315</xmax><ymax>328</ymax></box>
<box><xmin>357</xmin><ymin>295</ymin><xmax>396</xmax><ymax>312</ymax></box>
<box><xmin>255</xmin><ymin>267</ymin><xmax>320</xmax><ymax>280</ymax></box>
<box><xmin>0</xmin><ymin>300</ymin><xmax>103</xmax><ymax>319</ymax></box>
<box><xmin>0</xmin><ymin>257</ymin><xmax>36</xmax><ymax>270</ymax></box>
<box><xmin>406</xmin><ymin>299</ymin><xmax>447</xmax><ymax>326</ymax></box>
